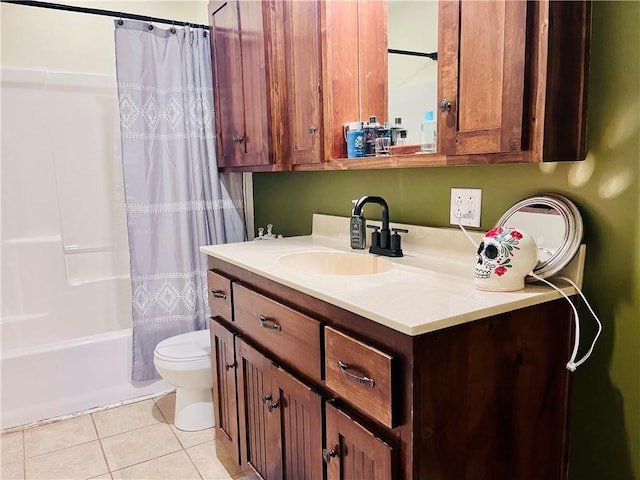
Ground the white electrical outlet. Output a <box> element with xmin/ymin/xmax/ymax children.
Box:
<box><xmin>450</xmin><ymin>188</ymin><xmax>482</xmax><ymax>227</ymax></box>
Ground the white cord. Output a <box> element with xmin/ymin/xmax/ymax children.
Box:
<box><xmin>557</xmin><ymin>275</ymin><xmax>603</xmax><ymax>370</ymax></box>
<box><xmin>457</xmin><ymin>218</ymin><xmax>601</xmax><ymax>371</ymax></box>
<box><xmin>457</xmin><ymin>215</ymin><xmax>479</xmax><ymax>249</ymax></box>
<box><xmin>528</xmin><ymin>271</ymin><xmax>602</xmax><ymax>371</ymax></box>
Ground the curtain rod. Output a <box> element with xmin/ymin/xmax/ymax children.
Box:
<box><xmin>388</xmin><ymin>48</ymin><xmax>438</xmax><ymax>61</ymax></box>
<box><xmin>1</xmin><ymin>0</ymin><xmax>209</xmax><ymax>30</ymax></box>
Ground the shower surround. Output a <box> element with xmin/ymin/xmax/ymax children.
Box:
<box><xmin>1</xmin><ymin>69</ymin><xmax>169</xmax><ymax>429</ymax></box>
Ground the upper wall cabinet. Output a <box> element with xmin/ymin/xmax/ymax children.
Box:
<box><xmin>438</xmin><ymin>0</ymin><xmax>528</xmax><ymax>156</ymax></box>
<box><xmin>209</xmin><ymin>0</ymin><xmax>590</xmax><ymax>171</ymax></box>
<box><xmin>209</xmin><ymin>0</ymin><xmax>386</xmax><ymax>171</ymax></box>
<box><xmin>209</xmin><ymin>1</ymin><xmax>271</xmax><ymax>169</ymax></box>
<box><xmin>438</xmin><ymin>0</ymin><xmax>591</xmax><ymax>164</ymax></box>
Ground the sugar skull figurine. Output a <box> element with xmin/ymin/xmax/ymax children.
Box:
<box><xmin>474</xmin><ymin>226</ymin><xmax>538</xmax><ymax>291</ymax></box>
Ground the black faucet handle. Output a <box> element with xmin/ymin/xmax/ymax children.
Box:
<box><xmin>390</xmin><ymin>228</ymin><xmax>408</xmax><ymax>252</ymax></box>
<box><xmin>366</xmin><ymin>224</ymin><xmax>381</xmax><ymax>248</ymax></box>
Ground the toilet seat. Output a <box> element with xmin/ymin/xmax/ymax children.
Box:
<box><xmin>154</xmin><ymin>329</ymin><xmax>210</xmax><ymax>362</ymax></box>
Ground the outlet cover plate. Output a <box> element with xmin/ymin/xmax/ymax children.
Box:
<box><xmin>450</xmin><ymin>188</ymin><xmax>482</xmax><ymax>227</ymax></box>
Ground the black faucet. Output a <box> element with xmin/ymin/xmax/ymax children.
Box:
<box><xmin>350</xmin><ymin>195</ymin><xmax>406</xmax><ymax>257</ymax></box>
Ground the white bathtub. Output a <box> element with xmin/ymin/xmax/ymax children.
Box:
<box><xmin>0</xmin><ymin>328</ymin><xmax>171</xmax><ymax>430</ymax></box>
<box><xmin>0</xmin><ymin>238</ymin><xmax>171</xmax><ymax>430</ymax></box>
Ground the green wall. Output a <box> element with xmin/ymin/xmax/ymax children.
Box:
<box><xmin>253</xmin><ymin>2</ymin><xmax>639</xmax><ymax>478</ymax></box>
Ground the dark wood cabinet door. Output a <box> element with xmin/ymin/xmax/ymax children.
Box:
<box><xmin>325</xmin><ymin>403</ymin><xmax>393</xmax><ymax>480</ymax></box>
<box><xmin>209</xmin><ymin>319</ymin><xmax>240</xmax><ymax>465</ymax></box>
<box><xmin>438</xmin><ymin>0</ymin><xmax>527</xmax><ymax>155</ymax></box>
<box><xmin>237</xmin><ymin>338</ymin><xmax>274</xmax><ymax>479</ymax></box>
<box><xmin>210</xmin><ymin>0</ymin><xmax>270</xmax><ymax>168</ymax></box>
<box><xmin>271</xmin><ymin>366</ymin><xmax>323</xmax><ymax>480</ymax></box>
<box><xmin>283</xmin><ymin>0</ymin><xmax>322</xmax><ymax>166</ymax></box>
<box><xmin>210</xmin><ymin>1</ymin><xmax>243</xmax><ymax>166</ymax></box>
<box><xmin>237</xmin><ymin>0</ymin><xmax>270</xmax><ymax>166</ymax></box>
<box><xmin>237</xmin><ymin>338</ymin><xmax>323</xmax><ymax>480</ymax></box>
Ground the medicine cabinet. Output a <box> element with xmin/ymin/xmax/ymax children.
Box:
<box><xmin>208</xmin><ymin>0</ymin><xmax>591</xmax><ymax>172</ymax></box>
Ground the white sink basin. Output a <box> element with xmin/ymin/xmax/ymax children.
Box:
<box><xmin>278</xmin><ymin>251</ymin><xmax>393</xmax><ymax>276</ymax></box>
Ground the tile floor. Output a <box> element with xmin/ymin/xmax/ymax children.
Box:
<box><xmin>1</xmin><ymin>393</ymin><xmax>245</xmax><ymax>480</ymax></box>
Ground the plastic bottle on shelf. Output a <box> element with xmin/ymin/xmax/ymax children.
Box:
<box><xmin>364</xmin><ymin>115</ymin><xmax>381</xmax><ymax>157</ymax></box>
<box><xmin>390</xmin><ymin>117</ymin><xmax>407</xmax><ymax>146</ymax></box>
<box><xmin>420</xmin><ymin>111</ymin><xmax>437</xmax><ymax>153</ymax></box>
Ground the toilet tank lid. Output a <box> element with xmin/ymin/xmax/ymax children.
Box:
<box><xmin>155</xmin><ymin>329</ymin><xmax>210</xmax><ymax>361</ymax></box>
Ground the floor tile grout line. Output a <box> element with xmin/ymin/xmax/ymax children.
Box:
<box><xmin>90</xmin><ymin>412</ymin><xmax>112</xmax><ymax>477</ymax></box>
<box><xmin>107</xmin><ymin>446</ymin><xmax>187</xmax><ymax>476</ymax></box>
<box><xmin>98</xmin><ymin>422</ymin><xmax>182</xmax><ymax>474</ymax></box>
<box><xmin>21</xmin><ymin>429</ymin><xmax>26</xmax><ymax>480</ymax></box>
<box><xmin>152</xmin><ymin>397</ymin><xmax>206</xmax><ymax>480</ymax></box>
<box><xmin>183</xmin><ymin>443</ymin><xmax>206</xmax><ymax>480</ymax></box>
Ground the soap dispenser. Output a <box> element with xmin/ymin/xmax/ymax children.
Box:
<box><xmin>350</xmin><ymin>199</ymin><xmax>366</xmax><ymax>249</ymax></box>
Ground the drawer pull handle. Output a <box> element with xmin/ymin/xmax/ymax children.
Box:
<box><xmin>259</xmin><ymin>315</ymin><xmax>282</xmax><ymax>332</ymax></box>
<box><xmin>322</xmin><ymin>448</ymin><xmax>337</xmax><ymax>464</ymax></box>
<box><xmin>337</xmin><ymin>360</ymin><xmax>375</xmax><ymax>387</ymax></box>
<box><xmin>211</xmin><ymin>289</ymin><xmax>226</xmax><ymax>299</ymax></box>
<box><xmin>225</xmin><ymin>362</ymin><xmax>236</xmax><ymax>370</ymax></box>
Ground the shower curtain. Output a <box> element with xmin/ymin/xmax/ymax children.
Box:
<box><xmin>114</xmin><ymin>20</ymin><xmax>246</xmax><ymax>381</ymax></box>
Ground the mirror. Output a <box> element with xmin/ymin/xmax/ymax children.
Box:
<box><xmin>387</xmin><ymin>1</ymin><xmax>439</xmax><ymax>146</ymax></box>
<box><xmin>497</xmin><ymin>194</ymin><xmax>583</xmax><ymax>280</ymax></box>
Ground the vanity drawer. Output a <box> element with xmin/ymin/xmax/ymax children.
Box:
<box><xmin>325</xmin><ymin>326</ymin><xmax>395</xmax><ymax>428</ymax></box>
<box><xmin>233</xmin><ymin>284</ymin><xmax>321</xmax><ymax>381</ymax></box>
<box><xmin>207</xmin><ymin>270</ymin><xmax>232</xmax><ymax>322</ymax></box>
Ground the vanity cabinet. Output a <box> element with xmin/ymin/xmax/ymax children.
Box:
<box><xmin>208</xmin><ymin>0</ymin><xmax>387</xmax><ymax>170</ymax></box>
<box><xmin>206</xmin><ymin>258</ymin><xmax>574</xmax><ymax>480</ymax></box>
<box><xmin>237</xmin><ymin>337</ymin><xmax>323</xmax><ymax>479</ymax></box>
<box><xmin>212</xmin><ymin>316</ymin><xmax>386</xmax><ymax>480</ymax></box>
<box><xmin>212</xmin><ymin>316</ymin><xmax>324</xmax><ymax>479</ymax></box>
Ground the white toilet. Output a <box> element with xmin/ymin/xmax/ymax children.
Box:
<box><xmin>153</xmin><ymin>329</ymin><xmax>214</xmax><ymax>431</ymax></box>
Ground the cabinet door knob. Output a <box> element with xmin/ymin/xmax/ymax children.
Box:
<box><xmin>259</xmin><ymin>314</ymin><xmax>282</xmax><ymax>332</ymax></box>
<box><xmin>308</xmin><ymin>125</ymin><xmax>318</xmax><ymax>134</ymax></box>
<box><xmin>225</xmin><ymin>362</ymin><xmax>235</xmax><ymax>370</ymax></box>
<box><xmin>267</xmin><ymin>401</ymin><xmax>279</xmax><ymax>412</ymax></box>
<box><xmin>322</xmin><ymin>448</ymin><xmax>337</xmax><ymax>464</ymax></box>
<box><xmin>337</xmin><ymin>360</ymin><xmax>375</xmax><ymax>387</ymax></box>
<box><xmin>232</xmin><ymin>136</ymin><xmax>245</xmax><ymax>143</ymax></box>
<box><xmin>439</xmin><ymin>99</ymin><xmax>452</xmax><ymax>112</ymax></box>
<box><xmin>262</xmin><ymin>394</ymin><xmax>272</xmax><ymax>404</ymax></box>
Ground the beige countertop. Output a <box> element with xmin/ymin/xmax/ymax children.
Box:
<box><xmin>201</xmin><ymin>214</ymin><xmax>585</xmax><ymax>336</ymax></box>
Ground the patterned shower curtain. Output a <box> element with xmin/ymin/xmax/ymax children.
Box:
<box><xmin>114</xmin><ymin>20</ymin><xmax>246</xmax><ymax>381</ymax></box>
